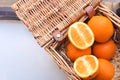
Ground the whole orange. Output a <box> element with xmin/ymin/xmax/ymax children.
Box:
<box><xmin>93</xmin><ymin>39</ymin><xmax>116</xmax><ymax>60</ymax></box>
<box><xmin>88</xmin><ymin>16</ymin><xmax>114</xmax><ymax>43</ymax></box>
<box><xmin>66</xmin><ymin>42</ymin><xmax>91</xmax><ymax>62</ymax></box>
<box><xmin>93</xmin><ymin>58</ymin><xmax>115</xmax><ymax>80</ymax></box>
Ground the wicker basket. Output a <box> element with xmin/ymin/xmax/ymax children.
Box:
<box><xmin>11</xmin><ymin>0</ymin><xmax>120</xmax><ymax>80</ymax></box>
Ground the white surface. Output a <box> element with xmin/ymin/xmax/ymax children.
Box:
<box><xmin>0</xmin><ymin>20</ymin><xmax>68</xmax><ymax>80</ymax></box>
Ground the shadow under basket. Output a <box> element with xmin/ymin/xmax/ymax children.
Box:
<box><xmin>11</xmin><ymin>0</ymin><xmax>120</xmax><ymax>80</ymax></box>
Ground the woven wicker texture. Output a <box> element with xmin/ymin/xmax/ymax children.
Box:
<box><xmin>11</xmin><ymin>0</ymin><xmax>101</xmax><ymax>47</ymax></box>
<box><xmin>11</xmin><ymin>0</ymin><xmax>120</xmax><ymax>80</ymax></box>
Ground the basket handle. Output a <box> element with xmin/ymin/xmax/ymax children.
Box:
<box><xmin>85</xmin><ymin>5</ymin><xmax>95</xmax><ymax>18</ymax></box>
<box><xmin>52</xmin><ymin>30</ymin><xmax>64</xmax><ymax>41</ymax></box>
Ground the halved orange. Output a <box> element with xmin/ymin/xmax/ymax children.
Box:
<box><xmin>73</xmin><ymin>55</ymin><xmax>99</xmax><ymax>79</ymax></box>
<box><xmin>68</xmin><ymin>22</ymin><xmax>94</xmax><ymax>49</ymax></box>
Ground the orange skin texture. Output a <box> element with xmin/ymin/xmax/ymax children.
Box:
<box><xmin>88</xmin><ymin>16</ymin><xmax>114</xmax><ymax>43</ymax></box>
<box><xmin>66</xmin><ymin>42</ymin><xmax>91</xmax><ymax>62</ymax></box>
<box><xmin>93</xmin><ymin>40</ymin><xmax>116</xmax><ymax>60</ymax></box>
<box><xmin>93</xmin><ymin>59</ymin><xmax>115</xmax><ymax>80</ymax></box>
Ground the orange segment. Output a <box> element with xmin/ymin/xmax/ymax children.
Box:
<box><xmin>73</xmin><ymin>55</ymin><xmax>99</xmax><ymax>79</ymax></box>
<box><xmin>68</xmin><ymin>22</ymin><xmax>94</xmax><ymax>49</ymax></box>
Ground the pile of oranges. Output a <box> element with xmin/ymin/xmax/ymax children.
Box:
<box><xmin>66</xmin><ymin>16</ymin><xmax>116</xmax><ymax>80</ymax></box>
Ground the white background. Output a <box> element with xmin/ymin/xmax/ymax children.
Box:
<box><xmin>0</xmin><ymin>20</ymin><xmax>68</xmax><ymax>80</ymax></box>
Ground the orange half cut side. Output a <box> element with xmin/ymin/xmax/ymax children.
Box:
<box><xmin>68</xmin><ymin>22</ymin><xmax>94</xmax><ymax>49</ymax></box>
<box><xmin>73</xmin><ymin>55</ymin><xmax>99</xmax><ymax>79</ymax></box>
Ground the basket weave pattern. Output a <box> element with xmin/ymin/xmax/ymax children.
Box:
<box><xmin>11</xmin><ymin>0</ymin><xmax>120</xmax><ymax>80</ymax></box>
<box><xmin>11</xmin><ymin>0</ymin><xmax>101</xmax><ymax>47</ymax></box>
